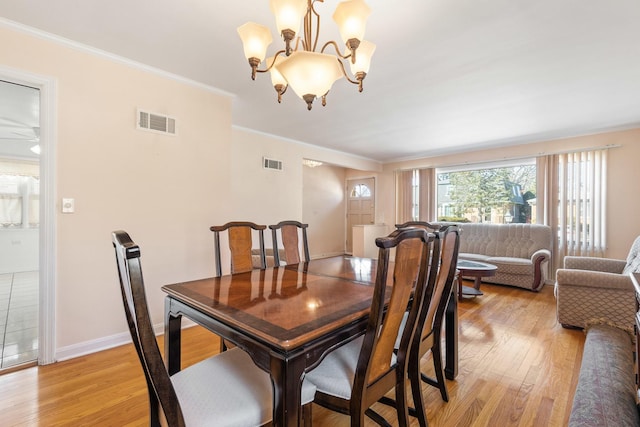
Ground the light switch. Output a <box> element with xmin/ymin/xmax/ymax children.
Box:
<box><xmin>62</xmin><ymin>198</ymin><xmax>75</xmax><ymax>213</ymax></box>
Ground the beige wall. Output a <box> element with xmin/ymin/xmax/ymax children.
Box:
<box><xmin>231</xmin><ymin>128</ymin><xmax>378</xmax><ymax>256</ymax></box>
<box><xmin>379</xmin><ymin>129</ymin><xmax>640</xmax><ymax>260</ymax></box>
<box><xmin>1</xmin><ymin>25</ymin><xmax>234</xmax><ymax>348</ymax></box>
<box><xmin>302</xmin><ymin>164</ymin><xmax>346</xmax><ymax>258</ymax></box>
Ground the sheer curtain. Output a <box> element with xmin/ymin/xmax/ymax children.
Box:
<box><xmin>418</xmin><ymin>168</ymin><xmax>435</xmax><ymax>222</ymax></box>
<box><xmin>537</xmin><ymin>149</ymin><xmax>608</xmax><ymax>274</ymax></box>
<box><xmin>395</xmin><ymin>168</ymin><xmax>435</xmax><ymax>224</ymax></box>
<box><xmin>395</xmin><ymin>169</ymin><xmax>414</xmax><ymax>224</ymax></box>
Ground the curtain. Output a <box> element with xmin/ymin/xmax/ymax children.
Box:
<box><xmin>418</xmin><ymin>168</ymin><xmax>435</xmax><ymax>222</ymax></box>
<box><xmin>395</xmin><ymin>169</ymin><xmax>414</xmax><ymax>224</ymax></box>
<box><xmin>538</xmin><ymin>149</ymin><xmax>607</xmax><ymax>275</ymax></box>
<box><xmin>0</xmin><ymin>194</ymin><xmax>22</xmax><ymax>226</ymax></box>
<box><xmin>537</xmin><ymin>155</ymin><xmax>559</xmax><ymax>273</ymax></box>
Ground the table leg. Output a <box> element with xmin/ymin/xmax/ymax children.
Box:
<box><xmin>445</xmin><ymin>285</ymin><xmax>458</xmax><ymax>380</ymax></box>
<box><xmin>459</xmin><ymin>274</ymin><xmax>484</xmax><ymax>298</ymax></box>
<box><xmin>164</xmin><ymin>297</ymin><xmax>182</xmax><ymax>375</ymax></box>
<box><xmin>269</xmin><ymin>355</ymin><xmax>306</xmax><ymax>427</ymax></box>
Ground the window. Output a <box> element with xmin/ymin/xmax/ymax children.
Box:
<box><xmin>0</xmin><ymin>162</ymin><xmax>39</xmax><ymax>228</ymax></box>
<box><xmin>436</xmin><ymin>161</ymin><xmax>537</xmax><ymax>224</ymax></box>
<box><xmin>350</xmin><ymin>183</ymin><xmax>371</xmax><ymax>198</ymax></box>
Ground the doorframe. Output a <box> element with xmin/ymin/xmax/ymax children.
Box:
<box><xmin>345</xmin><ymin>175</ymin><xmax>377</xmax><ymax>254</ymax></box>
<box><xmin>0</xmin><ymin>65</ymin><xmax>57</xmax><ymax>365</ymax></box>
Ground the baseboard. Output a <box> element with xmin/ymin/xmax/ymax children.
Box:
<box><xmin>312</xmin><ymin>251</ymin><xmax>347</xmax><ymax>259</ymax></box>
<box><xmin>54</xmin><ymin>319</ymin><xmax>196</xmax><ymax>363</ymax></box>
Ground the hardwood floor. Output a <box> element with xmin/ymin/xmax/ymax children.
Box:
<box><xmin>0</xmin><ymin>280</ymin><xmax>585</xmax><ymax>426</ymax></box>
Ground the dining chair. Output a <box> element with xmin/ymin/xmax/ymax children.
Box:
<box><xmin>210</xmin><ymin>221</ymin><xmax>268</xmax><ymax>352</ymax></box>
<box><xmin>395</xmin><ymin>221</ymin><xmax>444</xmax><ymax>233</ymax></box>
<box><xmin>304</xmin><ymin>227</ymin><xmax>435</xmax><ymax>426</ymax></box>
<box><xmin>209</xmin><ymin>221</ymin><xmax>267</xmax><ymax>277</ymax></box>
<box><xmin>112</xmin><ymin>230</ymin><xmax>316</xmax><ymax>427</ymax></box>
<box><xmin>269</xmin><ymin>220</ymin><xmax>310</xmax><ymax>267</ymax></box>
<box><xmin>407</xmin><ymin>225</ymin><xmax>460</xmax><ymax>426</ymax></box>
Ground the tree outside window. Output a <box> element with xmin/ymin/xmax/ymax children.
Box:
<box><xmin>437</xmin><ymin>164</ymin><xmax>536</xmax><ymax>224</ymax></box>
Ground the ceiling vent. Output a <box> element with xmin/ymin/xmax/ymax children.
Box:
<box><xmin>137</xmin><ymin>109</ymin><xmax>176</xmax><ymax>135</ymax></box>
<box><xmin>263</xmin><ymin>157</ymin><xmax>283</xmax><ymax>171</ymax></box>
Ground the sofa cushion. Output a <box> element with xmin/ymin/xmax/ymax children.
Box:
<box><xmin>458</xmin><ymin>252</ymin><xmax>491</xmax><ymax>263</ymax></box>
<box><xmin>485</xmin><ymin>257</ymin><xmax>531</xmax><ymax>276</ymax></box>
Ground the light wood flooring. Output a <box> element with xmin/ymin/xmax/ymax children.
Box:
<box><xmin>0</xmin><ymin>280</ymin><xmax>586</xmax><ymax>426</ymax></box>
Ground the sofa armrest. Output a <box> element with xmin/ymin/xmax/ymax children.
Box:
<box><xmin>556</xmin><ymin>269</ymin><xmax>632</xmax><ymax>291</ymax></box>
<box><xmin>531</xmin><ymin>249</ymin><xmax>550</xmax><ymax>263</ymax></box>
<box><xmin>563</xmin><ymin>256</ymin><xmax>626</xmax><ymax>273</ymax></box>
<box><xmin>528</xmin><ymin>249</ymin><xmax>551</xmax><ymax>291</ymax></box>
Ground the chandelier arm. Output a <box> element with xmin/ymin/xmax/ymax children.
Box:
<box><xmin>335</xmin><ymin>58</ymin><xmax>359</xmax><ymax>85</ymax></box>
<box><xmin>320</xmin><ymin>40</ymin><xmax>351</xmax><ymax>60</ymax></box>
<box><xmin>254</xmin><ymin>50</ymin><xmax>288</xmax><ymax>74</ymax></box>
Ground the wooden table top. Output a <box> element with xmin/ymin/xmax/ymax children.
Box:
<box><xmin>162</xmin><ymin>256</ymin><xmax>382</xmax><ymax>351</ymax></box>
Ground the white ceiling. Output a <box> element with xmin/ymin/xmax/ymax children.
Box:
<box><xmin>2</xmin><ymin>0</ymin><xmax>640</xmax><ymax>162</ymax></box>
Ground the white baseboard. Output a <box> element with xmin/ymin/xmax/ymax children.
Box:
<box><xmin>54</xmin><ymin>319</ymin><xmax>196</xmax><ymax>363</ymax></box>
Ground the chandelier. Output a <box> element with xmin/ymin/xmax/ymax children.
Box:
<box><xmin>237</xmin><ymin>0</ymin><xmax>375</xmax><ymax>110</ymax></box>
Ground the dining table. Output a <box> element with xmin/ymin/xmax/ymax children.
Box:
<box><xmin>162</xmin><ymin>255</ymin><xmax>458</xmax><ymax>427</ymax></box>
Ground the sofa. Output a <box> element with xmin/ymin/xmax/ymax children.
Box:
<box><xmin>555</xmin><ymin>235</ymin><xmax>640</xmax><ymax>331</ymax></box>
<box><xmin>439</xmin><ymin>223</ymin><xmax>552</xmax><ymax>291</ymax></box>
<box><xmin>568</xmin><ymin>323</ymin><xmax>640</xmax><ymax>426</ymax></box>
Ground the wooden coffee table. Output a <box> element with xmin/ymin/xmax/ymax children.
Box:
<box><xmin>456</xmin><ymin>259</ymin><xmax>498</xmax><ymax>300</ymax></box>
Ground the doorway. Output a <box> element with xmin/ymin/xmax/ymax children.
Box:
<box><xmin>0</xmin><ymin>67</ymin><xmax>55</xmax><ymax>370</ymax></box>
<box><xmin>346</xmin><ymin>177</ymin><xmax>375</xmax><ymax>254</ymax></box>
<box><xmin>0</xmin><ymin>80</ymin><xmax>40</xmax><ymax>369</ymax></box>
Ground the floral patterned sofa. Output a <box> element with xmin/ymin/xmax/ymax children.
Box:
<box><xmin>439</xmin><ymin>223</ymin><xmax>552</xmax><ymax>291</ymax></box>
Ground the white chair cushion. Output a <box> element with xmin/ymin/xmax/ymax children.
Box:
<box><xmin>304</xmin><ymin>336</ymin><xmax>397</xmax><ymax>400</ymax></box>
<box><xmin>304</xmin><ymin>336</ymin><xmax>364</xmax><ymax>400</ymax></box>
<box><xmin>172</xmin><ymin>347</ymin><xmax>316</xmax><ymax>427</ymax></box>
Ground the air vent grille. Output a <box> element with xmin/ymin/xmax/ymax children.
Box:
<box><xmin>263</xmin><ymin>157</ymin><xmax>283</xmax><ymax>171</ymax></box>
<box><xmin>137</xmin><ymin>109</ymin><xmax>176</xmax><ymax>135</ymax></box>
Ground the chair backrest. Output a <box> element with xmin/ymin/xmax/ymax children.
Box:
<box><xmin>395</xmin><ymin>221</ymin><xmax>444</xmax><ymax>233</ymax></box>
<box><xmin>413</xmin><ymin>225</ymin><xmax>460</xmax><ymax>356</ymax></box>
<box><xmin>269</xmin><ymin>220</ymin><xmax>310</xmax><ymax>267</ymax></box>
<box><xmin>354</xmin><ymin>227</ymin><xmax>434</xmax><ymax>408</ymax></box>
<box><xmin>210</xmin><ymin>221</ymin><xmax>267</xmax><ymax>277</ymax></box>
<box><xmin>112</xmin><ymin>230</ymin><xmax>185</xmax><ymax>427</ymax></box>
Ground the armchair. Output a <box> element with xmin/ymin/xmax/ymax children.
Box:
<box><xmin>555</xmin><ymin>236</ymin><xmax>640</xmax><ymax>331</ymax></box>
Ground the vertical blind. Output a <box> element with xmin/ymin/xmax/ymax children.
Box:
<box><xmin>537</xmin><ymin>149</ymin><xmax>607</xmax><ymax>272</ymax></box>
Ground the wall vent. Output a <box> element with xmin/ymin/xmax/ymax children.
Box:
<box><xmin>137</xmin><ymin>109</ymin><xmax>176</xmax><ymax>135</ymax></box>
<box><xmin>263</xmin><ymin>157</ymin><xmax>283</xmax><ymax>171</ymax></box>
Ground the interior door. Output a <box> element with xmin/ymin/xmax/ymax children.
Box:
<box><xmin>346</xmin><ymin>177</ymin><xmax>375</xmax><ymax>254</ymax></box>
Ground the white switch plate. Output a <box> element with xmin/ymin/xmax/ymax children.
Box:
<box><xmin>62</xmin><ymin>198</ymin><xmax>75</xmax><ymax>213</ymax></box>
